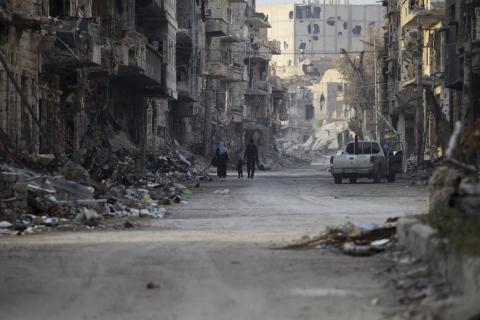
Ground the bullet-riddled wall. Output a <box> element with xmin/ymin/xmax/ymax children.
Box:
<box><xmin>259</xmin><ymin>3</ymin><xmax>385</xmax><ymax>67</ymax></box>
<box><xmin>312</xmin><ymin>69</ymin><xmax>347</xmax><ymax>123</ymax></box>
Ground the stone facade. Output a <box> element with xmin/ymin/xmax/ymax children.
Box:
<box><xmin>0</xmin><ymin>0</ymin><xmax>284</xmax><ymax>175</ymax></box>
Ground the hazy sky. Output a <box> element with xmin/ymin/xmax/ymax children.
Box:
<box><xmin>257</xmin><ymin>0</ymin><xmax>379</xmax><ymax>7</ymax></box>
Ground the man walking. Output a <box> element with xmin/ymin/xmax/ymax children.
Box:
<box><xmin>244</xmin><ymin>139</ymin><xmax>259</xmax><ymax>179</ymax></box>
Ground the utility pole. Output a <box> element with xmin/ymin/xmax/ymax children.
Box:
<box><xmin>374</xmin><ymin>33</ymin><xmax>378</xmax><ymax>142</ymax></box>
<box><xmin>415</xmin><ymin>25</ymin><xmax>424</xmax><ymax>166</ymax></box>
<box><xmin>461</xmin><ymin>40</ymin><xmax>473</xmax><ymax>129</ymax></box>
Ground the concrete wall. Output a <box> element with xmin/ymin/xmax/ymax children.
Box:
<box><xmin>260</xmin><ymin>3</ymin><xmax>385</xmax><ymax>66</ymax></box>
<box><xmin>258</xmin><ymin>4</ymin><xmax>295</xmax><ymax>67</ymax></box>
<box><xmin>312</xmin><ymin>69</ymin><xmax>347</xmax><ymax>123</ymax></box>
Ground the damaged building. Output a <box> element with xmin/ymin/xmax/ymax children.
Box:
<box><xmin>257</xmin><ymin>1</ymin><xmax>384</xmax><ymax>152</ymax></box>
<box><xmin>0</xmin><ymin>0</ymin><xmax>285</xmax><ymax>171</ymax></box>
<box><xmin>382</xmin><ymin>0</ymin><xmax>480</xmax><ymax>164</ymax></box>
<box><xmin>259</xmin><ymin>1</ymin><xmax>385</xmax><ymax>77</ymax></box>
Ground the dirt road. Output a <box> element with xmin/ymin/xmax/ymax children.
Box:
<box><xmin>0</xmin><ymin>167</ymin><xmax>427</xmax><ymax>320</ymax></box>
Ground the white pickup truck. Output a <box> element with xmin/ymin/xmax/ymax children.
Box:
<box><xmin>330</xmin><ymin>141</ymin><xmax>403</xmax><ymax>184</ymax></box>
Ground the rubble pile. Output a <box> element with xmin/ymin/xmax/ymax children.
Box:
<box><xmin>0</xmin><ymin>138</ymin><xmax>210</xmax><ymax>235</ymax></box>
<box><xmin>381</xmin><ymin>247</ymin><xmax>454</xmax><ymax>320</ymax></box>
<box><xmin>261</xmin><ymin>150</ymin><xmax>312</xmax><ymax>170</ymax></box>
<box><xmin>283</xmin><ymin>217</ymin><xmax>398</xmax><ymax>256</ymax></box>
<box><xmin>408</xmin><ymin>157</ymin><xmax>444</xmax><ymax>185</ymax></box>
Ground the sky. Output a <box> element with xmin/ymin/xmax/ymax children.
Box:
<box><xmin>257</xmin><ymin>0</ymin><xmax>379</xmax><ymax>7</ymax></box>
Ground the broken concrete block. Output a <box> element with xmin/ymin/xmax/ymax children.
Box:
<box><xmin>61</xmin><ymin>161</ymin><xmax>91</xmax><ymax>185</ymax></box>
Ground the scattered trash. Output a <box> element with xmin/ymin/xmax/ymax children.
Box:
<box><xmin>0</xmin><ymin>221</ymin><xmax>13</xmax><ymax>229</ymax></box>
<box><xmin>181</xmin><ymin>189</ymin><xmax>193</xmax><ymax>196</ymax></box>
<box><xmin>290</xmin><ymin>288</ymin><xmax>362</xmax><ymax>298</ymax></box>
<box><xmin>283</xmin><ymin>217</ymin><xmax>398</xmax><ymax>256</ymax></box>
<box><xmin>213</xmin><ymin>189</ymin><xmax>230</xmax><ymax>194</ymax></box>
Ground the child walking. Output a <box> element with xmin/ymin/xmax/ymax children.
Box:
<box><xmin>236</xmin><ymin>159</ymin><xmax>244</xmax><ymax>178</ymax></box>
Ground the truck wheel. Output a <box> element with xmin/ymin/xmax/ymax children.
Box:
<box><xmin>334</xmin><ymin>175</ymin><xmax>342</xmax><ymax>184</ymax></box>
<box><xmin>387</xmin><ymin>173</ymin><xmax>396</xmax><ymax>183</ymax></box>
<box><xmin>373</xmin><ymin>168</ymin><xmax>382</xmax><ymax>183</ymax></box>
<box><xmin>349</xmin><ymin>176</ymin><xmax>357</xmax><ymax>184</ymax></box>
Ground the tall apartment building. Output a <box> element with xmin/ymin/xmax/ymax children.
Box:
<box><xmin>0</xmin><ymin>0</ymin><xmax>284</xmax><ymax>168</ymax></box>
<box><xmin>259</xmin><ymin>2</ymin><xmax>384</xmax><ymax>72</ymax></box>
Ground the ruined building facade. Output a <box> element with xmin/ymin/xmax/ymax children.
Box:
<box><xmin>0</xmin><ymin>0</ymin><xmax>284</xmax><ymax>168</ymax></box>
<box><xmin>382</xmin><ymin>0</ymin><xmax>480</xmax><ymax>163</ymax></box>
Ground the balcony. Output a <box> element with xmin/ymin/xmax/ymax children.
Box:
<box><xmin>205</xmin><ymin>60</ymin><xmax>228</xmax><ymax>79</ymax></box>
<box><xmin>245</xmin><ymin>42</ymin><xmax>272</xmax><ymax>62</ymax></box>
<box><xmin>114</xmin><ymin>39</ymin><xmax>169</xmax><ymax>96</ymax></box>
<box><xmin>177</xmin><ymin>28</ymin><xmax>193</xmax><ymax>46</ymax></box>
<box><xmin>231</xmin><ymin>106</ymin><xmax>244</xmax><ymax>123</ymax></box>
<box><xmin>206</xmin><ymin>18</ymin><xmax>229</xmax><ymax>37</ymax></box>
<box><xmin>224</xmin><ymin>64</ymin><xmax>245</xmax><ymax>82</ymax></box>
<box><xmin>269</xmin><ymin>40</ymin><xmax>281</xmax><ymax>55</ymax></box>
<box><xmin>44</xmin><ymin>17</ymin><xmax>102</xmax><ymax>71</ymax></box>
<box><xmin>114</xmin><ymin>33</ymin><xmax>147</xmax><ymax>73</ymax></box>
<box><xmin>246</xmin><ymin>79</ymin><xmax>271</xmax><ymax>95</ymax></box>
<box><xmin>245</xmin><ymin>11</ymin><xmax>271</xmax><ymax>28</ymax></box>
<box><xmin>177</xmin><ymin>79</ymin><xmax>195</xmax><ymax>101</ymax></box>
<box><xmin>136</xmin><ymin>0</ymin><xmax>175</xmax><ymax>23</ymax></box>
<box><xmin>401</xmin><ymin>0</ymin><xmax>444</xmax><ymax>29</ymax></box>
<box><xmin>221</xmin><ymin>25</ymin><xmax>246</xmax><ymax>42</ymax></box>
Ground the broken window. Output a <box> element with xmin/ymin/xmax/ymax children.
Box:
<box><xmin>299</xmin><ymin>42</ymin><xmax>306</xmax><ymax>50</ymax></box>
<box><xmin>289</xmin><ymin>11</ymin><xmax>293</xmax><ymax>19</ymax></box>
<box><xmin>305</xmin><ymin>6</ymin><xmax>312</xmax><ymax>19</ymax></box>
<box><xmin>313</xmin><ymin>7</ymin><xmax>321</xmax><ymax>19</ymax></box>
<box><xmin>283</xmin><ymin>41</ymin><xmax>288</xmax><ymax>49</ymax></box>
<box><xmin>296</xmin><ymin>7</ymin><xmax>304</xmax><ymax>19</ymax></box>
<box><xmin>352</xmin><ymin>25</ymin><xmax>362</xmax><ymax>36</ymax></box>
<box><xmin>343</xmin><ymin>22</ymin><xmax>348</xmax><ymax>30</ymax></box>
<box><xmin>49</xmin><ymin>0</ymin><xmax>71</xmax><ymax>17</ymax></box>
<box><xmin>305</xmin><ymin>105</ymin><xmax>314</xmax><ymax>120</ymax></box>
<box><xmin>327</xmin><ymin>17</ymin><xmax>335</xmax><ymax>26</ymax></box>
<box><xmin>307</xmin><ymin>23</ymin><xmax>312</xmax><ymax>34</ymax></box>
<box><xmin>312</xmin><ymin>36</ymin><xmax>318</xmax><ymax>40</ymax></box>
<box><xmin>338</xmin><ymin>84</ymin><xmax>343</xmax><ymax>91</ymax></box>
<box><xmin>313</xmin><ymin>24</ymin><xmax>320</xmax><ymax>34</ymax></box>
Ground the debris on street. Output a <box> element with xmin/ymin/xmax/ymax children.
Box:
<box><xmin>381</xmin><ymin>247</ymin><xmax>455</xmax><ymax>320</ymax></box>
<box><xmin>213</xmin><ymin>189</ymin><xmax>230</xmax><ymax>195</ymax></box>
<box><xmin>283</xmin><ymin>218</ymin><xmax>398</xmax><ymax>256</ymax></box>
<box><xmin>0</xmin><ymin>140</ymin><xmax>210</xmax><ymax>236</ymax></box>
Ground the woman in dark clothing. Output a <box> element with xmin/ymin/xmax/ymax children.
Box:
<box><xmin>215</xmin><ymin>142</ymin><xmax>229</xmax><ymax>178</ymax></box>
<box><xmin>244</xmin><ymin>139</ymin><xmax>259</xmax><ymax>179</ymax></box>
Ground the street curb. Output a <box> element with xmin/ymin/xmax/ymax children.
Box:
<box><xmin>397</xmin><ymin>217</ymin><xmax>480</xmax><ymax>318</ymax></box>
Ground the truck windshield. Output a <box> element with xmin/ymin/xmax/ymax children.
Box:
<box><xmin>345</xmin><ymin>142</ymin><xmax>381</xmax><ymax>155</ymax></box>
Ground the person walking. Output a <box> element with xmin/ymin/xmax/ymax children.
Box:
<box><xmin>215</xmin><ymin>141</ymin><xmax>229</xmax><ymax>178</ymax></box>
<box><xmin>244</xmin><ymin>139</ymin><xmax>259</xmax><ymax>179</ymax></box>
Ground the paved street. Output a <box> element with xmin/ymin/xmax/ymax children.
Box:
<box><xmin>0</xmin><ymin>166</ymin><xmax>427</xmax><ymax>320</ymax></box>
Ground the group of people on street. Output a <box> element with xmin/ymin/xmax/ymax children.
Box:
<box><xmin>213</xmin><ymin>139</ymin><xmax>259</xmax><ymax>179</ymax></box>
